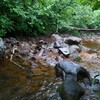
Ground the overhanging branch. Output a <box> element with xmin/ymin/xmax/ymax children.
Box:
<box><xmin>71</xmin><ymin>26</ymin><xmax>100</xmax><ymax>31</ymax></box>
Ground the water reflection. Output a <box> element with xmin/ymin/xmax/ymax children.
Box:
<box><xmin>82</xmin><ymin>41</ymin><xmax>100</xmax><ymax>50</ymax></box>
<box><xmin>0</xmin><ymin>58</ymin><xmax>58</xmax><ymax>100</ymax></box>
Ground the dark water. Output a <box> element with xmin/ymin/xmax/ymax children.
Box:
<box><xmin>82</xmin><ymin>41</ymin><xmax>100</xmax><ymax>50</ymax></box>
<box><xmin>0</xmin><ymin>58</ymin><xmax>61</xmax><ymax>100</ymax></box>
<box><xmin>1</xmin><ymin>58</ymin><xmax>100</xmax><ymax>100</ymax></box>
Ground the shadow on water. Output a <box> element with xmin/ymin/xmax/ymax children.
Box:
<box><xmin>0</xmin><ymin>58</ymin><xmax>57</xmax><ymax>100</ymax></box>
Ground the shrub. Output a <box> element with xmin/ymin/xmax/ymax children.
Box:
<box><xmin>0</xmin><ymin>0</ymin><xmax>100</xmax><ymax>37</ymax></box>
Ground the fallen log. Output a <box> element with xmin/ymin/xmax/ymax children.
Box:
<box><xmin>71</xmin><ymin>26</ymin><xmax>100</xmax><ymax>31</ymax></box>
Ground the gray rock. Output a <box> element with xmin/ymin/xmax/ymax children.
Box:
<box><xmin>54</xmin><ymin>40</ymin><xmax>69</xmax><ymax>48</ymax></box>
<box><xmin>46</xmin><ymin>57</ymin><xmax>57</xmax><ymax>67</ymax></box>
<box><xmin>54</xmin><ymin>41</ymin><xmax>62</xmax><ymax>48</ymax></box>
<box><xmin>90</xmin><ymin>69</ymin><xmax>100</xmax><ymax>81</ymax></box>
<box><xmin>58</xmin><ymin>75</ymin><xmax>85</xmax><ymax>100</ymax></box>
<box><xmin>69</xmin><ymin>45</ymin><xmax>81</xmax><ymax>54</ymax></box>
<box><xmin>52</xmin><ymin>34</ymin><xmax>63</xmax><ymax>41</ymax></box>
<box><xmin>59</xmin><ymin>47</ymin><xmax>70</xmax><ymax>57</ymax></box>
<box><xmin>65</xmin><ymin>36</ymin><xmax>82</xmax><ymax>45</ymax></box>
<box><xmin>0</xmin><ymin>38</ymin><xmax>4</xmax><ymax>58</ymax></box>
<box><xmin>79</xmin><ymin>45</ymin><xmax>90</xmax><ymax>52</ymax></box>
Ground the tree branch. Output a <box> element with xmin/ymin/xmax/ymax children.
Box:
<box><xmin>71</xmin><ymin>26</ymin><xmax>100</xmax><ymax>31</ymax></box>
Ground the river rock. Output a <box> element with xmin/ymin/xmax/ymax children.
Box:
<box><xmin>54</xmin><ymin>41</ymin><xmax>62</xmax><ymax>48</ymax></box>
<box><xmin>79</xmin><ymin>45</ymin><xmax>90</xmax><ymax>52</ymax></box>
<box><xmin>0</xmin><ymin>38</ymin><xmax>4</xmax><ymax>58</ymax></box>
<box><xmin>52</xmin><ymin>34</ymin><xmax>63</xmax><ymax>41</ymax></box>
<box><xmin>58</xmin><ymin>75</ymin><xmax>85</xmax><ymax>100</ymax></box>
<box><xmin>69</xmin><ymin>45</ymin><xmax>81</xmax><ymax>54</ymax></box>
<box><xmin>55</xmin><ymin>60</ymin><xmax>91</xmax><ymax>83</ymax></box>
<box><xmin>45</xmin><ymin>56</ymin><xmax>57</xmax><ymax>66</ymax></box>
<box><xmin>54</xmin><ymin>40</ymin><xmax>69</xmax><ymax>48</ymax></box>
<box><xmin>80</xmin><ymin>51</ymin><xmax>97</xmax><ymax>61</ymax></box>
<box><xmin>65</xmin><ymin>36</ymin><xmax>82</xmax><ymax>45</ymax></box>
<box><xmin>58</xmin><ymin>47</ymin><xmax>70</xmax><ymax>57</ymax></box>
<box><xmin>90</xmin><ymin>69</ymin><xmax>100</xmax><ymax>82</ymax></box>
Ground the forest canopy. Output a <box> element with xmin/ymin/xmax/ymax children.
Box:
<box><xmin>0</xmin><ymin>0</ymin><xmax>100</xmax><ymax>36</ymax></box>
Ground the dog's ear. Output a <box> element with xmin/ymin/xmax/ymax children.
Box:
<box><xmin>77</xmin><ymin>67</ymin><xmax>91</xmax><ymax>85</ymax></box>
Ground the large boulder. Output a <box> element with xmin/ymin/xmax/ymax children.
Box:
<box><xmin>64</xmin><ymin>36</ymin><xmax>82</xmax><ymax>45</ymax></box>
<box><xmin>0</xmin><ymin>38</ymin><xmax>4</xmax><ymax>58</ymax></box>
<box><xmin>55</xmin><ymin>60</ymin><xmax>91</xmax><ymax>84</ymax></box>
<box><xmin>58</xmin><ymin>75</ymin><xmax>85</xmax><ymax>100</ymax></box>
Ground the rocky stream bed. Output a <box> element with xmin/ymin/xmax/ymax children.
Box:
<box><xmin>0</xmin><ymin>33</ymin><xmax>100</xmax><ymax>100</ymax></box>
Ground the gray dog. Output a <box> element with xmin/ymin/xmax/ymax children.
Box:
<box><xmin>55</xmin><ymin>60</ymin><xmax>91</xmax><ymax>85</ymax></box>
<box><xmin>58</xmin><ymin>74</ymin><xmax>85</xmax><ymax>100</ymax></box>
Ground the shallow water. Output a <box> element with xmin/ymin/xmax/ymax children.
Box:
<box><xmin>0</xmin><ymin>39</ymin><xmax>100</xmax><ymax>100</ymax></box>
<box><xmin>0</xmin><ymin>58</ymin><xmax>61</xmax><ymax>100</ymax></box>
<box><xmin>1</xmin><ymin>58</ymin><xmax>100</xmax><ymax>100</ymax></box>
<box><xmin>82</xmin><ymin>40</ymin><xmax>100</xmax><ymax>50</ymax></box>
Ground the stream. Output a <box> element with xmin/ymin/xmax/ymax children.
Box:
<box><xmin>0</xmin><ymin>58</ymin><xmax>60</xmax><ymax>100</ymax></box>
<box><xmin>0</xmin><ymin>38</ymin><xmax>100</xmax><ymax>100</ymax></box>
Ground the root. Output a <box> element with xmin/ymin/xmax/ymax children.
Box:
<box><xmin>10</xmin><ymin>47</ymin><xmax>25</xmax><ymax>70</ymax></box>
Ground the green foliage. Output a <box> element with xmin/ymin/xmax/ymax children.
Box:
<box><xmin>72</xmin><ymin>5</ymin><xmax>93</xmax><ymax>28</ymax></box>
<box><xmin>0</xmin><ymin>0</ymin><xmax>100</xmax><ymax>36</ymax></box>
<box><xmin>0</xmin><ymin>15</ymin><xmax>13</xmax><ymax>36</ymax></box>
<box><xmin>91</xmin><ymin>0</ymin><xmax>100</xmax><ymax>10</ymax></box>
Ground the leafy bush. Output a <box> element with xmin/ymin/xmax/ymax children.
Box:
<box><xmin>0</xmin><ymin>0</ymin><xmax>100</xmax><ymax>37</ymax></box>
<box><xmin>0</xmin><ymin>15</ymin><xmax>13</xmax><ymax>36</ymax></box>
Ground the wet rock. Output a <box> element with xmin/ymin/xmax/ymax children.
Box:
<box><xmin>65</xmin><ymin>36</ymin><xmax>82</xmax><ymax>45</ymax></box>
<box><xmin>54</xmin><ymin>41</ymin><xmax>62</xmax><ymax>48</ymax></box>
<box><xmin>70</xmin><ymin>53</ymin><xmax>81</xmax><ymax>61</ymax></box>
<box><xmin>58</xmin><ymin>47</ymin><xmax>70</xmax><ymax>57</ymax></box>
<box><xmin>96</xmin><ymin>39</ymin><xmax>100</xmax><ymax>43</ymax></box>
<box><xmin>55</xmin><ymin>60</ymin><xmax>91</xmax><ymax>83</ymax></box>
<box><xmin>56</xmin><ymin>56</ymin><xmax>64</xmax><ymax>62</ymax></box>
<box><xmin>58</xmin><ymin>75</ymin><xmax>85</xmax><ymax>100</ymax></box>
<box><xmin>80</xmin><ymin>51</ymin><xmax>97</xmax><ymax>61</ymax></box>
<box><xmin>80</xmin><ymin>91</ymin><xmax>100</xmax><ymax>100</ymax></box>
<box><xmin>92</xmin><ymin>84</ymin><xmax>100</xmax><ymax>91</ymax></box>
<box><xmin>46</xmin><ymin>56</ymin><xmax>57</xmax><ymax>67</ymax></box>
<box><xmin>48</xmin><ymin>92</ymin><xmax>62</xmax><ymax>100</ymax></box>
<box><xmin>4</xmin><ymin>37</ymin><xmax>18</xmax><ymax>44</ymax></box>
<box><xmin>79</xmin><ymin>45</ymin><xmax>90</xmax><ymax>52</ymax></box>
<box><xmin>90</xmin><ymin>69</ymin><xmax>100</xmax><ymax>82</ymax></box>
<box><xmin>39</xmin><ymin>40</ymin><xmax>48</xmax><ymax>45</ymax></box>
<box><xmin>80</xmin><ymin>83</ymin><xmax>100</xmax><ymax>100</ymax></box>
<box><xmin>69</xmin><ymin>45</ymin><xmax>81</xmax><ymax>54</ymax></box>
<box><xmin>0</xmin><ymin>38</ymin><xmax>4</xmax><ymax>58</ymax></box>
<box><xmin>54</xmin><ymin>40</ymin><xmax>68</xmax><ymax>48</ymax></box>
<box><xmin>53</xmin><ymin>40</ymin><xmax>70</xmax><ymax>57</ymax></box>
<box><xmin>69</xmin><ymin>45</ymin><xmax>81</xmax><ymax>59</ymax></box>
<box><xmin>38</xmin><ymin>46</ymin><xmax>46</xmax><ymax>57</ymax></box>
<box><xmin>50</xmin><ymin>48</ymin><xmax>58</xmax><ymax>54</ymax></box>
<box><xmin>52</xmin><ymin>34</ymin><xmax>63</xmax><ymax>41</ymax></box>
<box><xmin>47</xmin><ymin>43</ymin><xmax>54</xmax><ymax>49</ymax></box>
<box><xmin>17</xmin><ymin>42</ymin><xmax>33</xmax><ymax>59</ymax></box>
<box><xmin>31</xmin><ymin>62</ymin><xmax>38</xmax><ymax>68</ymax></box>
